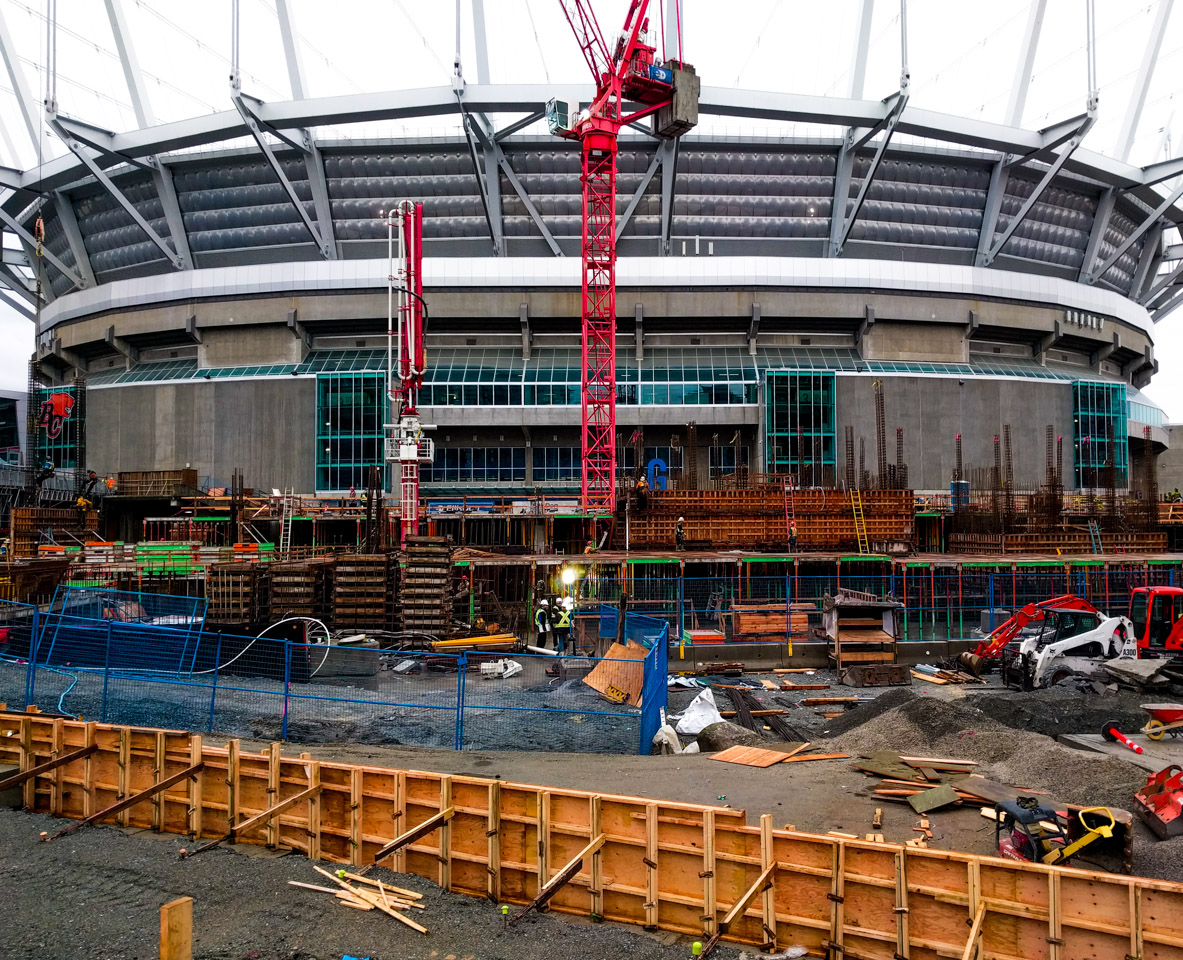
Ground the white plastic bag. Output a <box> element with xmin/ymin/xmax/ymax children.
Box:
<box><xmin>675</xmin><ymin>688</ymin><xmax>724</xmax><ymax>735</ymax></box>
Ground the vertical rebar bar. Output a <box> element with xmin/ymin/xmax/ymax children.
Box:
<box><xmin>845</xmin><ymin>425</ymin><xmax>855</xmax><ymax>490</ymax></box>
<box><xmin>874</xmin><ymin>382</ymin><xmax>887</xmax><ymax>488</ymax></box>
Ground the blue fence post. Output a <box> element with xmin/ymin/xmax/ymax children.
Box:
<box><xmin>24</xmin><ymin>607</ymin><xmax>40</xmax><ymax>709</ymax></box>
<box><xmin>281</xmin><ymin>641</ymin><xmax>291</xmax><ymax>741</ymax></box>
<box><xmin>785</xmin><ymin>571</ymin><xmax>792</xmax><ymax>650</ymax></box>
<box><xmin>454</xmin><ymin>653</ymin><xmax>467</xmax><ymax>751</ymax></box>
<box><xmin>677</xmin><ymin>572</ymin><xmax>684</xmax><ymax>643</ymax></box>
<box><xmin>100</xmin><ymin>621</ymin><xmax>112</xmax><ymax>723</ymax></box>
<box><xmin>207</xmin><ymin>632</ymin><xmax>223</xmax><ymax>734</ymax></box>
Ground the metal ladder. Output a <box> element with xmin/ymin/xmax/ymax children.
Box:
<box><xmin>1088</xmin><ymin>518</ymin><xmax>1103</xmax><ymax>554</ymax></box>
<box><xmin>278</xmin><ymin>488</ymin><xmax>296</xmax><ymax>555</ymax></box>
<box><xmin>851</xmin><ymin>489</ymin><xmax>870</xmax><ymax>554</ymax></box>
<box><xmin>784</xmin><ymin>479</ymin><xmax>797</xmax><ymax>540</ymax></box>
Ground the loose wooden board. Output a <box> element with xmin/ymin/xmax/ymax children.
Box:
<box><xmin>908</xmin><ymin>784</ymin><xmax>961</xmax><ymax>813</ymax></box>
<box><xmin>708</xmin><ymin>745</ymin><xmax>793</xmax><ymax>768</ymax></box>
<box><xmin>782</xmin><ymin>753</ymin><xmax>850</xmax><ymax>764</ymax></box>
<box><xmin>581</xmin><ymin>642</ymin><xmax>648</xmax><ymax>707</ymax></box>
<box><xmin>948</xmin><ymin>774</ymin><xmax>1052</xmax><ymax>805</ymax></box>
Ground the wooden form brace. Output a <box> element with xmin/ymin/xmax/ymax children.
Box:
<box><xmin>4</xmin><ymin>715</ymin><xmax>1183</xmax><ymax>958</ymax></box>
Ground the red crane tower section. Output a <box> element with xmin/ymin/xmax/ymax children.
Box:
<box><xmin>552</xmin><ymin>0</ymin><xmax>696</xmax><ymax>514</ymax></box>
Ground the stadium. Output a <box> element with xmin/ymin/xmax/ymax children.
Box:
<box><xmin>1</xmin><ymin>2</ymin><xmax>1179</xmax><ymax>504</ymax></box>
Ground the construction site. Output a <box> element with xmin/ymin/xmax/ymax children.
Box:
<box><xmin>8</xmin><ymin>1</ymin><xmax>1183</xmax><ymax>958</ymax></box>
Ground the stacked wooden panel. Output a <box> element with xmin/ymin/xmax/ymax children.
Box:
<box><xmin>399</xmin><ymin>536</ymin><xmax>453</xmax><ymax>639</ymax></box>
<box><xmin>268</xmin><ymin>557</ymin><xmax>334</xmax><ymax>620</ymax></box>
<box><xmin>332</xmin><ymin>554</ymin><xmax>390</xmax><ymax>630</ymax></box>
<box><xmin>949</xmin><ymin>531</ymin><xmax>1169</xmax><ymax>555</ymax></box>
<box><xmin>627</xmin><ymin>489</ymin><xmax>913</xmax><ymax>549</ymax></box>
<box><xmin>10</xmin><ymin>507</ymin><xmax>97</xmax><ymax>558</ymax></box>
<box><xmin>206</xmin><ymin>562</ymin><xmax>265</xmax><ymax>626</ymax></box>
<box><xmin>729</xmin><ymin>602</ymin><xmax>812</xmax><ymax>639</ymax></box>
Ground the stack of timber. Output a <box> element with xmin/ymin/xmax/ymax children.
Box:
<box><xmin>627</xmin><ymin>488</ymin><xmax>913</xmax><ymax>549</ymax></box>
<box><xmin>949</xmin><ymin>531</ymin><xmax>1168</xmax><ymax>554</ymax></box>
<box><xmin>3</xmin><ymin>714</ymin><xmax>1172</xmax><ymax>957</ymax></box>
<box><xmin>206</xmin><ymin>562</ymin><xmax>267</xmax><ymax>626</ymax></box>
<box><xmin>269</xmin><ymin>557</ymin><xmax>334</xmax><ymax>620</ymax></box>
<box><xmin>113</xmin><ymin>469</ymin><xmax>199</xmax><ymax>497</ymax></box>
<box><xmin>729</xmin><ymin>602</ymin><xmax>812</xmax><ymax>639</ymax></box>
<box><xmin>399</xmin><ymin>536</ymin><xmax>453</xmax><ymax>639</ymax></box>
<box><xmin>823</xmin><ymin>589</ymin><xmax>902</xmax><ymax>675</ymax></box>
<box><xmin>10</xmin><ymin>507</ymin><xmax>98</xmax><ymax>558</ymax></box>
<box><xmin>332</xmin><ymin>554</ymin><xmax>391</xmax><ymax>630</ymax></box>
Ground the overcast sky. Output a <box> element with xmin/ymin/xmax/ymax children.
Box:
<box><xmin>1</xmin><ymin>1</ymin><xmax>1181</xmax><ymax>411</ymax></box>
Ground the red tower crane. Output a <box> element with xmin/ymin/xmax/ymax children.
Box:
<box><xmin>550</xmin><ymin>0</ymin><xmax>697</xmax><ymax>514</ymax></box>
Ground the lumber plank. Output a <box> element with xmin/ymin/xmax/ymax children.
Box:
<box><xmin>908</xmin><ymin>785</ymin><xmax>961</xmax><ymax>814</ymax></box>
<box><xmin>350</xmin><ymin>767</ymin><xmax>363</xmax><ymax>866</ymax></box>
<box><xmin>160</xmin><ymin>896</ymin><xmax>193</xmax><ymax>960</ymax></box>
<box><xmin>645</xmin><ymin>802</ymin><xmax>659</xmax><ymax>930</ymax></box>
<box><xmin>189</xmin><ymin>735</ymin><xmax>203</xmax><ymax>840</ymax></box>
<box><xmin>760</xmin><ymin>815</ymin><xmax>777</xmax><ymax>951</ymax></box>
<box><xmin>47</xmin><ymin>762</ymin><xmax>204</xmax><ymax>840</ymax></box>
<box><xmin>234</xmin><ymin>784</ymin><xmax>324</xmax><ymax>842</ymax></box>
<box><xmin>508</xmin><ymin>833</ymin><xmax>607</xmax><ymax>925</ymax></box>
<box><xmin>225</xmin><ymin>739</ymin><xmax>239</xmax><ymax>834</ymax></box>
<box><xmin>703</xmin><ymin>808</ymin><xmax>717</xmax><ymax>936</ymax></box>
<box><xmin>51</xmin><ymin>719</ymin><xmax>63</xmax><ymax>817</ymax></box>
<box><xmin>895</xmin><ymin>850</ymin><xmax>910</xmax><ymax>959</ymax></box>
<box><xmin>373</xmin><ymin>806</ymin><xmax>455</xmax><ymax>864</ymax></box>
<box><xmin>590</xmin><ymin>795</ymin><xmax>603</xmax><ymax>918</ymax></box>
<box><xmin>487</xmin><ymin>780</ymin><xmax>501</xmax><ymax>902</ymax></box>
<box><xmin>312</xmin><ymin>865</ymin><xmax>428</xmax><ymax>934</ymax></box>
<box><xmin>0</xmin><ymin>743</ymin><xmax>97</xmax><ymax>792</ymax></box>
<box><xmin>266</xmin><ymin>743</ymin><xmax>281</xmax><ymax>848</ymax></box>
<box><xmin>782</xmin><ymin>753</ymin><xmax>849</xmax><ymax>763</ymax></box>
<box><xmin>438</xmin><ymin>776</ymin><xmax>453</xmax><ymax>892</ymax></box>
<box><xmin>152</xmin><ymin>730</ymin><xmax>166</xmax><ymax>832</ymax></box>
<box><xmin>709</xmin><ymin>745</ymin><xmax>790</xmax><ymax>768</ymax></box>
<box><xmin>961</xmin><ymin>903</ymin><xmax>986</xmax><ymax>960</ymax></box>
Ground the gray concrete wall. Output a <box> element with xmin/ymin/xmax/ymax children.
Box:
<box><xmin>86</xmin><ymin>379</ymin><xmax>316</xmax><ymax>491</ymax></box>
<box><xmin>862</xmin><ymin>322</ymin><xmax>969</xmax><ymax>363</ymax></box>
<box><xmin>1161</xmin><ymin>425</ymin><xmax>1183</xmax><ymax>495</ymax></box>
<box><xmin>834</xmin><ymin>375</ymin><xmax>1075</xmax><ymax>491</ymax></box>
<box><xmin>199</xmin><ymin>325</ymin><xmax>308</xmax><ymax>367</ymax></box>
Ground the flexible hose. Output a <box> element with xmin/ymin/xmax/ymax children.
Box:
<box><xmin>0</xmin><ymin>652</ymin><xmax>78</xmax><ymax>718</ymax></box>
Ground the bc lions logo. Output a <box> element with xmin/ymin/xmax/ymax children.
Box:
<box><xmin>38</xmin><ymin>392</ymin><xmax>75</xmax><ymax>440</ymax></box>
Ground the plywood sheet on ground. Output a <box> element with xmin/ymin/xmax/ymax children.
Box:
<box><xmin>708</xmin><ymin>745</ymin><xmax>793</xmax><ymax>768</ymax></box>
<box><xmin>581</xmin><ymin>642</ymin><xmax>648</xmax><ymax>706</ymax></box>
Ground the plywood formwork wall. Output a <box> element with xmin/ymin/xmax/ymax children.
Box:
<box><xmin>2</xmin><ymin>711</ymin><xmax>1182</xmax><ymax>960</ymax></box>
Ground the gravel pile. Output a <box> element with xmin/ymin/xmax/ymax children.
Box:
<box><xmin>825</xmin><ymin>691</ymin><xmax>1145</xmax><ymax>809</ymax></box>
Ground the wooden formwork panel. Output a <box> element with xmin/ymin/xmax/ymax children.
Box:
<box><xmin>2</xmin><ymin>711</ymin><xmax>1181</xmax><ymax>959</ymax></box>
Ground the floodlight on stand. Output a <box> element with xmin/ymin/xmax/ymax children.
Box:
<box><xmin>561</xmin><ymin>566</ymin><xmax>577</xmax><ymax>586</ymax></box>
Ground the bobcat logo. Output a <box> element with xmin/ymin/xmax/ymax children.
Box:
<box><xmin>38</xmin><ymin>392</ymin><xmax>75</xmax><ymax>440</ymax></box>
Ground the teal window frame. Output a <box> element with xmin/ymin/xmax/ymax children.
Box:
<box><xmin>1072</xmin><ymin>380</ymin><xmax>1128</xmax><ymax>489</ymax></box>
<box><xmin>315</xmin><ymin>372</ymin><xmax>388</xmax><ymax>492</ymax></box>
<box><xmin>765</xmin><ymin>371</ymin><xmax>836</xmax><ymax>484</ymax></box>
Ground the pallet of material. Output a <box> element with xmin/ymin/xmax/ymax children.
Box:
<box><xmin>3</xmin><ymin>713</ymin><xmax>1169</xmax><ymax>956</ymax></box>
<box><xmin>206</xmin><ymin>562</ymin><xmax>264</xmax><ymax>625</ymax></box>
<box><xmin>730</xmin><ymin>604</ymin><xmax>812</xmax><ymax>636</ymax></box>
<box><xmin>332</xmin><ymin>554</ymin><xmax>390</xmax><ymax>630</ymax></box>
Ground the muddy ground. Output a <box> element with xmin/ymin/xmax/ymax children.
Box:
<box><xmin>0</xmin><ymin>806</ymin><xmax>742</xmax><ymax>960</ymax></box>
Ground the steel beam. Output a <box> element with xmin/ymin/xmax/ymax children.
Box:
<box><xmin>660</xmin><ymin>138</ymin><xmax>679</xmax><ymax>256</ymax></box>
<box><xmin>1006</xmin><ymin>0</ymin><xmax>1047</xmax><ymax>127</ymax></box>
<box><xmin>850</xmin><ymin>0</ymin><xmax>874</xmax><ymax>100</ymax></box>
<box><xmin>472</xmin><ymin>0</ymin><xmax>491</xmax><ymax>85</ymax></box>
<box><xmin>1141</xmin><ymin>155</ymin><xmax>1183</xmax><ymax>187</ymax></box>
<box><xmin>494</xmin><ymin>110</ymin><xmax>546</xmax><ymax>141</ymax></box>
<box><xmin>1131</xmin><ymin>221</ymin><xmax>1165</xmax><ymax>301</ymax></box>
<box><xmin>47</xmin><ymin>116</ymin><xmax>185</xmax><ymax>270</ymax></box>
<box><xmin>982</xmin><ymin>112</ymin><xmax>1095</xmax><ymax>267</ymax></box>
<box><xmin>0</xmin><ymin>262</ymin><xmax>37</xmax><ymax>305</ymax></box>
<box><xmin>615</xmin><ymin>147</ymin><xmax>664</xmax><ymax>241</ymax></box>
<box><xmin>275</xmin><ymin>0</ymin><xmax>308</xmax><ymax>100</ymax></box>
<box><xmin>1153</xmin><ymin>290</ymin><xmax>1183</xmax><ymax>322</ymax></box>
<box><xmin>470</xmin><ymin>120</ymin><xmax>560</xmax><ymax>256</ymax></box>
<box><xmin>457</xmin><ymin>97</ymin><xmax>501</xmax><ymax>254</ymax></box>
<box><xmin>0</xmin><ymin>285</ymin><xmax>34</xmax><ymax>319</ymax></box>
<box><xmin>104</xmin><ymin>0</ymin><xmax>154</xmax><ymax>127</ymax></box>
<box><xmin>1078</xmin><ymin>187</ymin><xmax>1115</xmax><ymax>282</ymax></box>
<box><xmin>0</xmin><ymin>5</ymin><xmax>40</xmax><ymax>154</ymax></box>
<box><xmin>149</xmin><ymin>161</ymin><xmax>193</xmax><ymax>268</ymax></box>
<box><xmin>0</xmin><ymin>198</ymin><xmax>84</xmax><ymax>288</ymax></box>
<box><xmin>232</xmin><ymin>95</ymin><xmax>335</xmax><ymax>259</ymax></box>
<box><xmin>52</xmin><ymin>192</ymin><xmax>95</xmax><ymax>287</ymax></box>
<box><xmin>1116</xmin><ymin>0</ymin><xmax>1173</xmax><ymax>163</ymax></box>
<box><xmin>1087</xmin><ymin>178</ymin><xmax>1183</xmax><ymax>284</ymax></box>
<box><xmin>831</xmin><ymin>91</ymin><xmax>908</xmax><ymax>257</ymax></box>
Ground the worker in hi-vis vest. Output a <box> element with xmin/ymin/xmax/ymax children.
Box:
<box><xmin>534</xmin><ymin>599</ymin><xmax>552</xmax><ymax>648</ymax></box>
<box><xmin>553</xmin><ymin>597</ymin><xmax>572</xmax><ymax>655</ymax></box>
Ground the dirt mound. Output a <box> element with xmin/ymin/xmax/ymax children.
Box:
<box><xmin>825</xmin><ymin>694</ymin><xmax>1144</xmax><ymax>809</ymax></box>
<box><xmin>817</xmin><ymin>686</ymin><xmax>917</xmax><ymax>737</ymax></box>
<box><xmin>964</xmin><ymin>686</ymin><xmax>1147</xmax><ymax>738</ymax></box>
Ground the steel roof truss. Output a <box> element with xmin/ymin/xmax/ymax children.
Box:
<box><xmin>1087</xmin><ymin>178</ymin><xmax>1183</xmax><ymax>284</ymax></box>
<box><xmin>832</xmin><ymin>91</ymin><xmax>907</xmax><ymax>257</ymax></box>
<box><xmin>232</xmin><ymin>95</ymin><xmax>335</xmax><ymax>260</ymax></box>
<box><xmin>0</xmin><ymin>197</ymin><xmax>84</xmax><ymax>288</ymax></box>
<box><xmin>471</xmin><ymin>116</ymin><xmax>561</xmax><ymax>256</ymax></box>
<box><xmin>616</xmin><ymin>146</ymin><xmax>664</xmax><ymax>241</ymax></box>
<box><xmin>48</xmin><ymin>116</ymin><xmax>185</xmax><ymax>271</ymax></box>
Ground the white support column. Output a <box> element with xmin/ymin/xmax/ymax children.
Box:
<box><xmin>103</xmin><ymin>0</ymin><xmax>154</xmax><ymax>127</ymax></box>
<box><xmin>1115</xmin><ymin>0</ymin><xmax>1173</xmax><ymax>163</ymax></box>
<box><xmin>471</xmin><ymin>0</ymin><xmax>491</xmax><ymax>84</ymax></box>
<box><xmin>850</xmin><ymin>0</ymin><xmax>874</xmax><ymax>100</ymax></box>
<box><xmin>275</xmin><ymin>0</ymin><xmax>308</xmax><ymax>101</ymax></box>
<box><xmin>0</xmin><ymin>5</ymin><xmax>40</xmax><ymax>154</ymax></box>
<box><xmin>1006</xmin><ymin>0</ymin><xmax>1048</xmax><ymax>128</ymax></box>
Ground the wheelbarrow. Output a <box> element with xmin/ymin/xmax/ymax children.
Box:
<box><xmin>1141</xmin><ymin>703</ymin><xmax>1183</xmax><ymax>741</ymax></box>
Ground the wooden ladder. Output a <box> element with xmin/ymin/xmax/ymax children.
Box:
<box><xmin>851</xmin><ymin>490</ymin><xmax>869</xmax><ymax>554</ymax></box>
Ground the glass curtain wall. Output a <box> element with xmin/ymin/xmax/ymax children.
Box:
<box><xmin>315</xmin><ymin>373</ymin><xmax>386</xmax><ymax>492</ymax></box>
<box><xmin>1072</xmin><ymin>381</ymin><xmax>1129</xmax><ymax>489</ymax></box>
<box><xmin>764</xmin><ymin>372</ymin><xmax>836</xmax><ymax>485</ymax></box>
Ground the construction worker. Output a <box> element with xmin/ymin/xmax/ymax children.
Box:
<box><xmin>535</xmin><ymin>598</ymin><xmax>552</xmax><ymax>648</ymax></box>
<box><xmin>789</xmin><ymin>519</ymin><xmax>798</xmax><ymax>552</ymax></box>
<box><xmin>635</xmin><ymin>472</ymin><xmax>649</xmax><ymax>510</ymax></box>
<box><xmin>553</xmin><ymin>596</ymin><xmax>572</xmax><ymax>655</ymax></box>
<box><xmin>584</xmin><ymin>538</ymin><xmax>596</xmax><ymax>555</ymax></box>
<box><xmin>675</xmin><ymin>516</ymin><xmax>685</xmax><ymax>551</ymax></box>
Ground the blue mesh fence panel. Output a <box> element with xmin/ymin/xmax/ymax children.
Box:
<box><xmin>635</xmin><ymin>617</ymin><xmax>668</xmax><ymax>754</ymax></box>
<box><xmin>0</xmin><ymin>600</ymin><xmax>37</xmax><ymax>708</ymax></box>
<box><xmin>283</xmin><ymin>647</ymin><xmax>461</xmax><ymax>748</ymax></box>
<box><xmin>460</xmin><ymin>652</ymin><xmax>642</xmax><ymax>754</ymax></box>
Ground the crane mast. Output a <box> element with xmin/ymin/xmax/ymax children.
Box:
<box><xmin>385</xmin><ymin>201</ymin><xmax>433</xmax><ymax>547</ymax></box>
<box><xmin>551</xmin><ymin>0</ymin><xmax>697</xmax><ymax>515</ymax></box>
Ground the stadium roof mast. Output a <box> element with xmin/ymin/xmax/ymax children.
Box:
<box><xmin>548</xmin><ymin>0</ymin><xmax>698</xmax><ymax>516</ymax></box>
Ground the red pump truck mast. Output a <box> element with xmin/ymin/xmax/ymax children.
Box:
<box><xmin>549</xmin><ymin>0</ymin><xmax>698</xmax><ymax>513</ymax></box>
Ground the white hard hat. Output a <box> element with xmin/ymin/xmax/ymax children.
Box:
<box><xmin>540</xmin><ymin>599</ymin><xmax>549</xmax><ymax>606</ymax></box>
<box><xmin>677</xmin><ymin>516</ymin><xmax>684</xmax><ymax>522</ymax></box>
<box><xmin>562</xmin><ymin>597</ymin><xmax>574</xmax><ymax>609</ymax></box>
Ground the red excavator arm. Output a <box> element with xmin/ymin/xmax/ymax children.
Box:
<box><xmin>973</xmin><ymin>595</ymin><xmax>1102</xmax><ymax>659</ymax></box>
